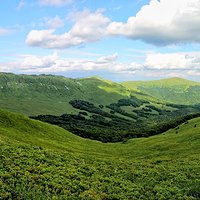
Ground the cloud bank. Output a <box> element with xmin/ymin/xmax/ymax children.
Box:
<box><xmin>0</xmin><ymin>52</ymin><xmax>139</xmax><ymax>74</ymax></box>
<box><xmin>1</xmin><ymin>52</ymin><xmax>199</xmax><ymax>77</ymax></box>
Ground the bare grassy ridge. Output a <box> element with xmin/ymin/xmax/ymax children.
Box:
<box><xmin>122</xmin><ymin>77</ymin><xmax>200</xmax><ymax>105</ymax></box>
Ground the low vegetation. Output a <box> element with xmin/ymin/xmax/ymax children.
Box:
<box><xmin>0</xmin><ymin>109</ymin><xmax>200</xmax><ymax>199</ymax></box>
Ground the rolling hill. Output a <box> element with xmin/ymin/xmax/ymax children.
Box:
<box><xmin>0</xmin><ymin>109</ymin><xmax>200</xmax><ymax>199</ymax></box>
<box><xmin>1</xmin><ymin>73</ymin><xmax>199</xmax><ymax>118</ymax></box>
<box><xmin>122</xmin><ymin>77</ymin><xmax>200</xmax><ymax>105</ymax></box>
<box><xmin>1</xmin><ymin>72</ymin><xmax>200</xmax><ymax>142</ymax></box>
<box><xmin>0</xmin><ymin>72</ymin><xmax>132</xmax><ymax>116</ymax></box>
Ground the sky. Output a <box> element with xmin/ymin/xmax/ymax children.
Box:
<box><xmin>0</xmin><ymin>0</ymin><xmax>200</xmax><ymax>82</ymax></box>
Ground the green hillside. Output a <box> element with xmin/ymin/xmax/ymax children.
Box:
<box><xmin>0</xmin><ymin>72</ymin><xmax>132</xmax><ymax>116</ymax></box>
<box><xmin>122</xmin><ymin>77</ymin><xmax>200</xmax><ymax>105</ymax></box>
<box><xmin>1</xmin><ymin>73</ymin><xmax>200</xmax><ymax>142</ymax></box>
<box><xmin>0</xmin><ymin>109</ymin><xmax>200</xmax><ymax>199</ymax></box>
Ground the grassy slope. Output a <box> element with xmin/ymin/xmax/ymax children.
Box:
<box><xmin>1</xmin><ymin>73</ymin><xmax>200</xmax><ymax>117</ymax></box>
<box><xmin>122</xmin><ymin>77</ymin><xmax>200</xmax><ymax>105</ymax></box>
<box><xmin>0</xmin><ymin>73</ymin><xmax>131</xmax><ymax>116</ymax></box>
<box><xmin>0</xmin><ymin>109</ymin><xmax>200</xmax><ymax>199</ymax></box>
<box><xmin>0</xmin><ymin>109</ymin><xmax>199</xmax><ymax>158</ymax></box>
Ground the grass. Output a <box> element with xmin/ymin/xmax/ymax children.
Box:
<box><xmin>122</xmin><ymin>77</ymin><xmax>200</xmax><ymax>105</ymax></box>
<box><xmin>0</xmin><ymin>73</ymin><xmax>131</xmax><ymax>116</ymax></box>
<box><xmin>0</xmin><ymin>109</ymin><xmax>200</xmax><ymax>199</ymax></box>
<box><xmin>0</xmin><ymin>72</ymin><xmax>172</xmax><ymax>117</ymax></box>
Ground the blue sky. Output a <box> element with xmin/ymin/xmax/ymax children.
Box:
<box><xmin>0</xmin><ymin>0</ymin><xmax>200</xmax><ymax>81</ymax></box>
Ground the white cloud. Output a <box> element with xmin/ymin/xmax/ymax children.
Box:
<box><xmin>26</xmin><ymin>10</ymin><xmax>110</xmax><ymax>48</ymax></box>
<box><xmin>20</xmin><ymin>52</ymin><xmax>59</xmax><ymax>69</ymax></box>
<box><xmin>39</xmin><ymin>0</ymin><xmax>72</xmax><ymax>6</ymax></box>
<box><xmin>26</xmin><ymin>29</ymin><xmax>84</xmax><ymax>49</ymax></box>
<box><xmin>44</xmin><ymin>16</ymin><xmax>64</xmax><ymax>29</ymax></box>
<box><xmin>0</xmin><ymin>53</ymin><xmax>58</xmax><ymax>72</ymax></box>
<box><xmin>107</xmin><ymin>0</ymin><xmax>200</xmax><ymax>45</ymax></box>
<box><xmin>1</xmin><ymin>51</ymin><xmax>200</xmax><ymax>78</ymax></box>
<box><xmin>68</xmin><ymin>10</ymin><xmax>110</xmax><ymax>42</ymax></box>
<box><xmin>0</xmin><ymin>52</ymin><xmax>141</xmax><ymax>74</ymax></box>
<box><xmin>144</xmin><ymin>52</ymin><xmax>200</xmax><ymax>70</ymax></box>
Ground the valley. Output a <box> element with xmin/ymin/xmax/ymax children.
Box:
<box><xmin>0</xmin><ymin>73</ymin><xmax>199</xmax><ymax>199</ymax></box>
<box><xmin>0</xmin><ymin>109</ymin><xmax>199</xmax><ymax>199</ymax></box>
<box><xmin>2</xmin><ymin>1</ymin><xmax>200</xmax><ymax>199</ymax></box>
<box><xmin>0</xmin><ymin>72</ymin><xmax>200</xmax><ymax>142</ymax></box>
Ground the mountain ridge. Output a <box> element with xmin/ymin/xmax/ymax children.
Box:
<box><xmin>0</xmin><ymin>72</ymin><xmax>158</xmax><ymax>115</ymax></box>
<box><xmin>122</xmin><ymin>76</ymin><xmax>200</xmax><ymax>105</ymax></box>
<box><xmin>0</xmin><ymin>72</ymin><xmax>133</xmax><ymax>115</ymax></box>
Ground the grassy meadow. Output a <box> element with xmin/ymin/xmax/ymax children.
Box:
<box><xmin>0</xmin><ymin>109</ymin><xmax>199</xmax><ymax>199</ymax></box>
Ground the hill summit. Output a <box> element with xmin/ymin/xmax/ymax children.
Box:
<box><xmin>122</xmin><ymin>77</ymin><xmax>200</xmax><ymax>105</ymax></box>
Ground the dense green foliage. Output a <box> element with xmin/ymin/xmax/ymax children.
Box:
<box><xmin>0</xmin><ymin>109</ymin><xmax>200</xmax><ymax>199</ymax></box>
<box><xmin>1</xmin><ymin>144</ymin><xmax>200</xmax><ymax>200</ymax></box>
<box><xmin>122</xmin><ymin>77</ymin><xmax>200</xmax><ymax>105</ymax></box>
<box><xmin>32</xmin><ymin>98</ymin><xmax>200</xmax><ymax>142</ymax></box>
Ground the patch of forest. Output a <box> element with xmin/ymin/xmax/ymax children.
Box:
<box><xmin>31</xmin><ymin>97</ymin><xmax>200</xmax><ymax>142</ymax></box>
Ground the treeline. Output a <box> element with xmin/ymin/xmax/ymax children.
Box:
<box><xmin>69</xmin><ymin>99</ymin><xmax>131</xmax><ymax>122</ymax></box>
<box><xmin>31</xmin><ymin>113</ymin><xmax>127</xmax><ymax>142</ymax></box>
<box><xmin>31</xmin><ymin>112</ymin><xmax>200</xmax><ymax>142</ymax></box>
